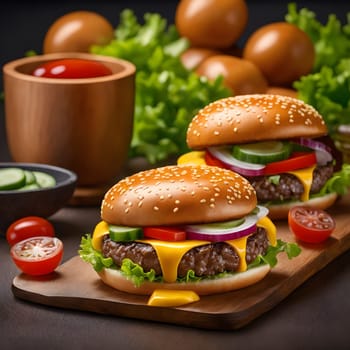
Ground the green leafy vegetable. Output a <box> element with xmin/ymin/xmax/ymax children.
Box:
<box><xmin>249</xmin><ymin>239</ymin><xmax>301</xmax><ymax>269</ymax></box>
<box><xmin>79</xmin><ymin>234</ymin><xmax>114</xmax><ymax>272</ymax></box>
<box><xmin>319</xmin><ymin>163</ymin><xmax>350</xmax><ymax>196</ymax></box>
<box><xmin>293</xmin><ymin>60</ymin><xmax>350</xmax><ymax>134</ymax></box>
<box><xmin>91</xmin><ymin>9</ymin><xmax>230</xmax><ymax>163</ymax></box>
<box><xmin>286</xmin><ymin>3</ymin><xmax>350</xmax><ymax>134</ymax></box>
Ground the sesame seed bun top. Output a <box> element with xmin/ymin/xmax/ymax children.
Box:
<box><xmin>186</xmin><ymin>94</ymin><xmax>327</xmax><ymax>149</ymax></box>
<box><xmin>101</xmin><ymin>165</ymin><xmax>257</xmax><ymax>226</ymax></box>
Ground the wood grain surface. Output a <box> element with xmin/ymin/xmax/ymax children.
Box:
<box><xmin>12</xmin><ymin>194</ymin><xmax>350</xmax><ymax>330</ymax></box>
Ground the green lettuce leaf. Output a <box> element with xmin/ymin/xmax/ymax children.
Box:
<box><xmin>78</xmin><ymin>234</ymin><xmax>114</xmax><ymax>272</ymax></box>
<box><xmin>319</xmin><ymin>163</ymin><xmax>350</xmax><ymax>196</ymax></box>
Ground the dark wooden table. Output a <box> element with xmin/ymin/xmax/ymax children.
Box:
<box><xmin>1</xmin><ymin>1</ymin><xmax>349</xmax><ymax>349</ymax></box>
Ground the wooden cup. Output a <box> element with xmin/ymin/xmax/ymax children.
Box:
<box><xmin>3</xmin><ymin>53</ymin><xmax>135</xmax><ymax>203</ymax></box>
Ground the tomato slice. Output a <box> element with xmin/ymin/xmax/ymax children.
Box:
<box><xmin>6</xmin><ymin>216</ymin><xmax>55</xmax><ymax>246</ymax></box>
<box><xmin>32</xmin><ymin>58</ymin><xmax>113</xmax><ymax>79</ymax></box>
<box><xmin>10</xmin><ymin>236</ymin><xmax>63</xmax><ymax>275</ymax></box>
<box><xmin>143</xmin><ymin>227</ymin><xmax>186</xmax><ymax>241</ymax></box>
<box><xmin>288</xmin><ymin>206</ymin><xmax>336</xmax><ymax>243</ymax></box>
<box><xmin>204</xmin><ymin>151</ymin><xmax>229</xmax><ymax>169</ymax></box>
<box><xmin>263</xmin><ymin>152</ymin><xmax>317</xmax><ymax>175</ymax></box>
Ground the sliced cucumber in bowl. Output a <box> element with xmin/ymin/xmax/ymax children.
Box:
<box><xmin>33</xmin><ymin>171</ymin><xmax>56</xmax><ymax>188</ymax></box>
<box><xmin>0</xmin><ymin>168</ymin><xmax>26</xmax><ymax>190</ymax></box>
<box><xmin>0</xmin><ymin>167</ymin><xmax>56</xmax><ymax>191</ymax></box>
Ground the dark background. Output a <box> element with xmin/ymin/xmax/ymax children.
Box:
<box><xmin>0</xmin><ymin>1</ymin><xmax>350</xmax><ymax>349</ymax></box>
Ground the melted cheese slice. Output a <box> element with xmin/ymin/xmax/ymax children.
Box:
<box><xmin>257</xmin><ymin>216</ymin><xmax>277</xmax><ymax>247</ymax></box>
<box><xmin>92</xmin><ymin>221</ymin><xmax>110</xmax><ymax>251</ymax></box>
<box><xmin>147</xmin><ymin>289</ymin><xmax>200</xmax><ymax>307</ymax></box>
<box><xmin>140</xmin><ymin>239</ymin><xmax>209</xmax><ymax>282</ymax></box>
<box><xmin>177</xmin><ymin>151</ymin><xmax>206</xmax><ymax>165</ymax></box>
<box><xmin>287</xmin><ymin>165</ymin><xmax>316</xmax><ymax>202</ymax></box>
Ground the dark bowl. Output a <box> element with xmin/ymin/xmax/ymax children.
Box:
<box><xmin>0</xmin><ymin>162</ymin><xmax>77</xmax><ymax>232</ymax></box>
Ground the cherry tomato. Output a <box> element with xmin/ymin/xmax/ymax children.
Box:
<box><xmin>143</xmin><ymin>227</ymin><xmax>186</xmax><ymax>241</ymax></box>
<box><xmin>263</xmin><ymin>152</ymin><xmax>317</xmax><ymax>175</ymax></box>
<box><xmin>10</xmin><ymin>236</ymin><xmax>64</xmax><ymax>275</ymax></box>
<box><xmin>243</xmin><ymin>22</ymin><xmax>315</xmax><ymax>86</ymax></box>
<box><xmin>175</xmin><ymin>0</ymin><xmax>248</xmax><ymax>49</ymax></box>
<box><xmin>32</xmin><ymin>59</ymin><xmax>113</xmax><ymax>79</ymax></box>
<box><xmin>288</xmin><ymin>206</ymin><xmax>336</xmax><ymax>243</ymax></box>
<box><xmin>43</xmin><ymin>11</ymin><xmax>114</xmax><ymax>54</ymax></box>
<box><xmin>6</xmin><ymin>216</ymin><xmax>55</xmax><ymax>246</ymax></box>
<box><xmin>196</xmin><ymin>55</ymin><xmax>268</xmax><ymax>95</ymax></box>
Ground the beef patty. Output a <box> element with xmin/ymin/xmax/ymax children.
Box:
<box><xmin>247</xmin><ymin>163</ymin><xmax>333</xmax><ymax>202</ymax></box>
<box><xmin>102</xmin><ymin>227</ymin><xmax>269</xmax><ymax>278</ymax></box>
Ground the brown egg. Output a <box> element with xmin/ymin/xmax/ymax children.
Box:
<box><xmin>175</xmin><ymin>0</ymin><xmax>248</xmax><ymax>49</ymax></box>
<box><xmin>243</xmin><ymin>22</ymin><xmax>315</xmax><ymax>86</ymax></box>
<box><xmin>43</xmin><ymin>11</ymin><xmax>114</xmax><ymax>54</ymax></box>
<box><xmin>265</xmin><ymin>86</ymin><xmax>298</xmax><ymax>99</ymax></box>
<box><xmin>195</xmin><ymin>55</ymin><xmax>268</xmax><ymax>95</ymax></box>
<box><xmin>180</xmin><ymin>47</ymin><xmax>221</xmax><ymax>70</ymax></box>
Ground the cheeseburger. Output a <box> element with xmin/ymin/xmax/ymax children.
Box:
<box><xmin>179</xmin><ymin>94</ymin><xmax>341</xmax><ymax>219</ymax></box>
<box><xmin>79</xmin><ymin>165</ymin><xmax>300</xmax><ymax>296</ymax></box>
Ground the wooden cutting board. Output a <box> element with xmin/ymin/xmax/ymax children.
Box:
<box><xmin>12</xmin><ymin>194</ymin><xmax>350</xmax><ymax>330</ymax></box>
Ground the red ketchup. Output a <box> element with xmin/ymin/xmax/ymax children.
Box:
<box><xmin>32</xmin><ymin>58</ymin><xmax>113</xmax><ymax>78</ymax></box>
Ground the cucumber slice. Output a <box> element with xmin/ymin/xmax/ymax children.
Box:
<box><xmin>18</xmin><ymin>183</ymin><xmax>41</xmax><ymax>191</ymax></box>
<box><xmin>24</xmin><ymin>170</ymin><xmax>36</xmax><ymax>185</ymax></box>
<box><xmin>33</xmin><ymin>171</ymin><xmax>56</xmax><ymax>188</ymax></box>
<box><xmin>109</xmin><ymin>225</ymin><xmax>143</xmax><ymax>242</ymax></box>
<box><xmin>0</xmin><ymin>168</ymin><xmax>26</xmax><ymax>190</ymax></box>
<box><xmin>232</xmin><ymin>141</ymin><xmax>292</xmax><ymax>165</ymax></box>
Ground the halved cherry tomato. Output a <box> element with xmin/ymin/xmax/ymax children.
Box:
<box><xmin>143</xmin><ymin>227</ymin><xmax>186</xmax><ymax>241</ymax></box>
<box><xmin>32</xmin><ymin>58</ymin><xmax>112</xmax><ymax>79</ymax></box>
<box><xmin>10</xmin><ymin>236</ymin><xmax>63</xmax><ymax>275</ymax></box>
<box><xmin>263</xmin><ymin>152</ymin><xmax>317</xmax><ymax>175</ymax></box>
<box><xmin>6</xmin><ymin>216</ymin><xmax>55</xmax><ymax>246</ymax></box>
<box><xmin>288</xmin><ymin>206</ymin><xmax>336</xmax><ymax>243</ymax></box>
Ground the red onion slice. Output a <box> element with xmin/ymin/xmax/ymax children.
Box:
<box><xmin>207</xmin><ymin>147</ymin><xmax>266</xmax><ymax>177</ymax></box>
<box><xmin>185</xmin><ymin>206</ymin><xmax>267</xmax><ymax>242</ymax></box>
<box><xmin>294</xmin><ymin>138</ymin><xmax>333</xmax><ymax>165</ymax></box>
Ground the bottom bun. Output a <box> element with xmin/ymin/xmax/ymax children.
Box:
<box><xmin>97</xmin><ymin>264</ymin><xmax>271</xmax><ymax>296</ymax></box>
<box><xmin>267</xmin><ymin>192</ymin><xmax>338</xmax><ymax>220</ymax></box>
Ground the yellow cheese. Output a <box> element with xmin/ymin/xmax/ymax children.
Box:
<box><xmin>147</xmin><ymin>289</ymin><xmax>200</xmax><ymax>307</ymax></box>
<box><xmin>92</xmin><ymin>221</ymin><xmax>109</xmax><ymax>251</ymax></box>
<box><xmin>287</xmin><ymin>165</ymin><xmax>316</xmax><ymax>202</ymax></box>
<box><xmin>140</xmin><ymin>239</ymin><xmax>209</xmax><ymax>283</ymax></box>
<box><xmin>226</xmin><ymin>236</ymin><xmax>248</xmax><ymax>272</ymax></box>
<box><xmin>257</xmin><ymin>216</ymin><xmax>277</xmax><ymax>247</ymax></box>
<box><xmin>177</xmin><ymin>151</ymin><xmax>206</xmax><ymax>165</ymax></box>
<box><xmin>142</xmin><ymin>235</ymin><xmax>252</xmax><ymax>281</ymax></box>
